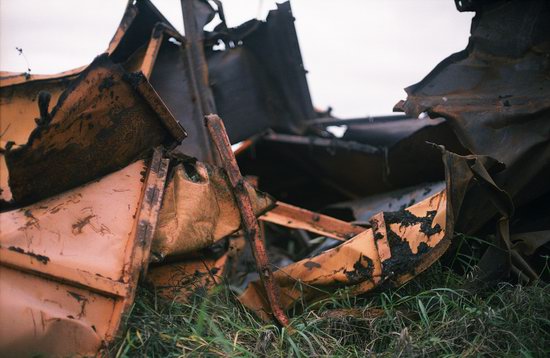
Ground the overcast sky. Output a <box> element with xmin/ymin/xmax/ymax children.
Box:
<box><xmin>0</xmin><ymin>0</ymin><xmax>473</xmax><ymax>117</ymax></box>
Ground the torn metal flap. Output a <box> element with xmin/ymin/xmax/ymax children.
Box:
<box><xmin>238</xmin><ymin>189</ymin><xmax>449</xmax><ymax>320</ymax></box>
<box><xmin>151</xmin><ymin>159</ymin><xmax>274</xmax><ymax>260</ymax></box>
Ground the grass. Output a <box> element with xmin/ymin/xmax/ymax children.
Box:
<box><xmin>112</xmin><ymin>259</ymin><xmax>550</xmax><ymax>357</ymax></box>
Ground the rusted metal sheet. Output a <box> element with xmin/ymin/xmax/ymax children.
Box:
<box><xmin>0</xmin><ymin>0</ymin><xmax>546</xmax><ymax>345</ymax></box>
<box><xmin>0</xmin><ymin>149</ymin><xmax>169</xmax><ymax>356</ymax></box>
<box><xmin>0</xmin><ymin>79</ymin><xmax>70</xmax><ymax>203</ymax></box>
<box><xmin>0</xmin><ymin>0</ymin><xmax>182</xmax><ymax>186</ymax></box>
<box><xmin>4</xmin><ymin>55</ymin><xmax>184</xmax><ymax>205</ymax></box>
<box><xmin>238</xmin><ymin>147</ymin><xmax>492</xmax><ymax>319</ymax></box>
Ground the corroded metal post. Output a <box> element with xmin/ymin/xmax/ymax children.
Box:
<box><xmin>205</xmin><ymin>114</ymin><xmax>290</xmax><ymax>327</ymax></box>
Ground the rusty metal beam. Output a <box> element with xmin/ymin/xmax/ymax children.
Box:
<box><xmin>205</xmin><ymin>114</ymin><xmax>289</xmax><ymax>327</ymax></box>
<box><xmin>260</xmin><ymin>202</ymin><xmax>365</xmax><ymax>241</ymax></box>
<box><xmin>307</xmin><ymin>114</ymin><xmax>410</xmax><ymax>127</ymax></box>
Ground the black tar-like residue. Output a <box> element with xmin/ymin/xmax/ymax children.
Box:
<box><xmin>303</xmin><ymin>261</ymin><xmax>321</xmax><ymax>270</ymax></box>
<box><xmin>379</xmin><ymin>208</ymin><xmax>442</xmax><ymax>281</ymax></box>
<box><xmin>344</xmin><ymin>255</ymin><xmax>374</xmax><ymax>284</ymax></box>
<box><xmin>383</xmin><ymin>209</ymin><xmax>442</xmax><ymax>237</ymax></box>
<box><xmin>8</xmin><ymin>246</ymin><xmax>50</xmax><ymax>264</ymax></box>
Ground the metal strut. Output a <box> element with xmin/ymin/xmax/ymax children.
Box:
<box><xmin>205</xmin><ymin>114</ymin><xmax>290</xmax><ymax>327</ymax></box>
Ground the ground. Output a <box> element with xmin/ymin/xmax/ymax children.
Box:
<box><xmin>113</xmin><ymin>242</ymin><xmax>550</xmax><ymax>357</ymax></box>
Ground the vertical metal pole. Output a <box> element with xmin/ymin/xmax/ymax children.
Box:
<box><xmin>205</xmin><ymin>114</ymin><xmax>290</xmax><ymax>327</ymax></box>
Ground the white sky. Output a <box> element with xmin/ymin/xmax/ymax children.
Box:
<box><xmin>0</xmin><ymin>0</ymin><xmax>473</xmax><ymax>117</ymax></box>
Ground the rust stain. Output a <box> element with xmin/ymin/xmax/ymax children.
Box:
<box><xmin>23</xmin><ymin>209</ymin><xmax>40</xmax><ymax>229</ymax></box>
<box><xmin>71</xmin><ymin>214</ymin><xmax>96</xmax><ymax>235</ymax></box>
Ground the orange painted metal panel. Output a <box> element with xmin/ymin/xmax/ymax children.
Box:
<box><xmin>1</xmin><ymin>161</ymin><xmax>145</xmax><ymax>280</ymax></box>
<box><xmin>0</xmin><ymin>149</ymin><xmax>169</xmax><ymax>356</ymax></box>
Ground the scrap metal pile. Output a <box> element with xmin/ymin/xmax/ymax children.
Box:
<box><xmin>0</xmin><ymin>0</ymin><xmax>548</xmax><ymax>356</ymax></box>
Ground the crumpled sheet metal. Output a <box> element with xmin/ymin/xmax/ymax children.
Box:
<box><xmin>396</xmin><ymin>0</ymin><xmax>550</xmax><ymax>280</ymax></box>
<box><xmin>152</xmin><ymin>159</ymin><xmax>274</xmax><ymax>260</ymax></box>
<box><xmin>238</xmin><ymin>148</ymin><xmax>481</xmax><ymax>319</ymax></box>
<box><xmin>0</xmin><ymin>40</ymin><xmax>186</xmax><ymax>206</ymax></box>
<box><xmin>396</xmin><ymin>0</ymin><xmax>550</xmax><ymax>214</ymax></box>
<box><xmin>0</xmin><ymin>151</ymin><xmax>169</xmax><ymax>356</ymax></box>
<box><xmin>1</xmin><ymin>0</ymin><xmax>314</xmax><ymax>166</ymax></box>
<box><xmin>236</xmin><ymin>123</ymin><xmax>466</xmax><ymax>211</ymax></box>
<box><xmin>239</xmin><ymin>189</ymin><xmax>448</xmax><ymax>319</ymax></box>
<box><xmin>204</xmin><ymin>1</ymin><xmax>316</xmax><ymax>140</ymax></box>
<box><xmin>3</xmin><ymin>54</ymin><xmax>184</xmax><ymax>206</ymax></box>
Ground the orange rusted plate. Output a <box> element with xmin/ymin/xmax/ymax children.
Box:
<box><xmin>152</xmin><ymin>159</ymin><xmax>274</xmax><ymax>261</ymax></box>
<box><xmin>0</xmin><ymin>149</ymin><xmax>169</xmax><ymax>356</ymax></box>
<box><xmin>239</xmin><ymin>190</ymin><xmax>449</xmax><ymax>320</ymax></box>
<box><xmin>4</xmin><ymin>55</ymin><xmax>184</xmax><ymax>205</ymax></box>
